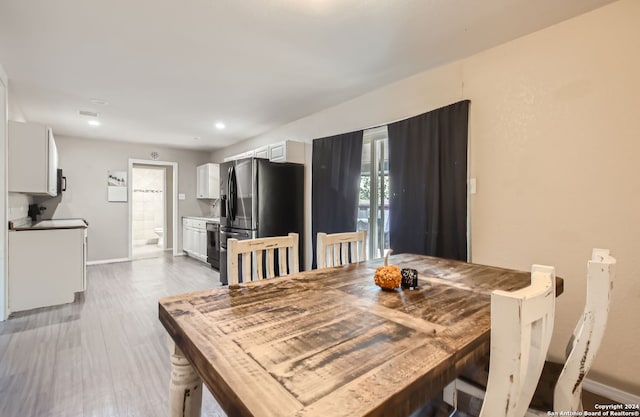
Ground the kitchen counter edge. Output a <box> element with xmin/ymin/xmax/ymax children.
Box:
<box><xmin>9</xmin><ymin>218</ymin><xmax>88</xmax><ymax>231</ymax></box>
<box><xmin>182</xmin><ymin>216</ymin><xmax>220</xmax><ymax>223</ymax></box>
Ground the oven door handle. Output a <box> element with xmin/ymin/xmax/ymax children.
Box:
<box><xmin>223</xmin><ymin>231</ymin><xmax>250</xmax><ymax>239</ymax></box>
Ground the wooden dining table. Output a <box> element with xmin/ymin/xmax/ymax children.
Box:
<box><xmin>158</xmin><ymin>253</ymin><xmax>564</xmax><ymax>417</ymax></box>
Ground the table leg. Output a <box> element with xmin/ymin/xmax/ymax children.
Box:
<box><xmin>168</xmin><ymin>337</ymin><xmax>203</xmax><ymax>417</ymax></box>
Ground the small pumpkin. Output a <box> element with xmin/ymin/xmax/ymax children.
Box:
<box><xmin>374</xmin><ymin>249</ymin><xmax>402</xmax><ymax>290</ymax></box>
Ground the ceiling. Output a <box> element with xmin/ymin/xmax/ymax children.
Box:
<box><xmin>0</xmin><ymin>0</ymin><xmax>617</xmax><ymax>151</ymax></box>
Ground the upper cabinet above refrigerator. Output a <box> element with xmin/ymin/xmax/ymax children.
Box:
<box><xmin>223</xmin><ymin>140</ymin><xmax>305</xmax><ymax>164</ymax></box>
<box><xmin>8</xmin><ymin>121</ymin><xmax>58</xmax><ymax>196</ymax></box>
<box><xmin>196</xmin><ymin>163</ymin><xmax>219</xmax><ymax>199</ymax></box>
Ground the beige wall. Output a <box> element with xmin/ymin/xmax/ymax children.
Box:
<box><xmin>39</xmin><ymin>135</ymin><xmax>214</xmax><ymax>262</ymax></box>
<box><xmin>212</xmin><ymin>0</ymin><xmax>640</xmax><ymax>393</ymax></box>
<box><xmin>464</xmin><ymin>0</ymin><xmax>640</xmax><ymax>393</ymax></box>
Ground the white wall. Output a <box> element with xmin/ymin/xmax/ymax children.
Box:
<box><xmin>211</xmin><ymin>0</ymin><xmax>640</xmax><ymax>394</ymax></box>
<box><xmin>39</xmin><ymin>135</ymin><xmax>215</xmax><ymax>262</ymax></box>
<box><xmin>7</xmin><ymin>193</ymin><xmax>31</xmax><ymax>221</ymax></box>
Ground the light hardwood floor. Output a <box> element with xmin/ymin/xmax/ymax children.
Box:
<box><xmin>0</xmin><ymin>253</ymin><xmax>226</xmax><ymax>417</ymax></box>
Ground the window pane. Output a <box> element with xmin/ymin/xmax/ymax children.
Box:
<box><xmin>360</xmin><ymin>126</ymin><xmax>389</xmax><ymax>259</ymax></box>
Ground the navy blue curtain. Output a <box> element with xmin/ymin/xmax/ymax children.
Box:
<box><xmin>312</xmin><ymin>131</ymin><xmax>363</xmax><ymax>268</ymax></box>
<box><xmin>388</xmin><ymin>100</ymin><xmax>469</xmax><ymax>260</ymax></box>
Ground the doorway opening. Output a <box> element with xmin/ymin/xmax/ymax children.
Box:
<box><xmin>128</xmin><ymin>159</ymin><xmax>178</xmax><ymax>260</ymax></box>
<box><xmin>359</xmin><ymin>126</ymin><xmax>390</xmax><ymax>259</ymax></box>
<box><xmin>131</xmin><ymin>166</ymin><xmax>166</xmax><ymax>259</ymax></box>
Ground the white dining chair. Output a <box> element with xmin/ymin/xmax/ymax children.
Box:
<box><xmin>227</xmin><ymin>233</ymin><xmax>299</xmax><ymax>285</ymax></box>
<box><xmin>529</xmin><ymin>248</ymin><xmax>617</xmax><ymax>414</ymax></box>
<box><xmin>443</xmin><ymin>264</ymin><xmax>556</xmax><ymax>417</ymax></box>
<box><xmin>444</xmin><ymin>248</ymin><xmax>616</xmax><ymax>416</ymax></box>
<box><xmin>316</xmin><ymin>230</ymin><xmax>367</xmax><ymax>268</ymax></box>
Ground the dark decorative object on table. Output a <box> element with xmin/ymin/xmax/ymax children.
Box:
<box><xmin>401</xmin><ymin>268</ymin><xmax>418</xmax><ymax>289</ymax></box>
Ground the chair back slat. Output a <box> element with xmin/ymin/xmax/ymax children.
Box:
<box><xmin>255</xmin><ymin>250</ymin><xmax>264</xmax><ymax>280</ymax></box>
<box><xmin>332</xmin><ymin>243</ymin><xmax>340</xmax><ymax>267</ymax></box>
<box><xmin>278</xmin><ymin>247</ymin><xmax>287</xmax><ymax>278</ymax></box>
<box><xmin>242</xmin><ymin>252</ymin><xmax>251</xmax><ymax>282</ymax></box>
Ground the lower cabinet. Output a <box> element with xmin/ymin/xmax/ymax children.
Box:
<box><xmin>9</xmin><ymin>226</ymin><xmax>87</xmax><ymax>312</ymax></box>
<box><xmin>182</xmin><ymin>218</ymin><xmax>207</xmax><ymax>262</ymax></box>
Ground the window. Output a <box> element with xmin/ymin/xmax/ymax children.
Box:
<box><xmin>358</xmin><ymin>126</ymin><xmax>389</xmax><ymax>259</ymax></box>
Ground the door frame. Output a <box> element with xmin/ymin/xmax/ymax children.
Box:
<box><xmin>0</xmin><ymin>64</ymin><xmax>8</xmax><ymax>321</ymax></box>
<box><xmin>128</xmin><ymin>159</ymin><xmax>179</xmax><ymax>259</ymax></box>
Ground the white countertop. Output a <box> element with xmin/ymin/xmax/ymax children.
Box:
<box><xmin>10</xmin><ymin>218</ymin><xmax>88</xmax><ymax>230</ymax></box>
<box><xmin>182</xmin><ymin>216</ymin><xmax>220</xmax><ymax>223</ymax></box>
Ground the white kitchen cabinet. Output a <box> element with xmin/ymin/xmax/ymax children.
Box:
<box><xmin>254</xmin><ymin>145</ymin><xmax>269</xmax><ymax>159</ymax></box>
<box><xmin>182</xmin><ymin>218</ymin><xmax>207</xmax><ymax>262</ymax></box>
<box><xmin>223</xmin><ymin>149</ymin><xmax>255</xmax><ymax>162</ymax></box>
<box><xmin>196</xmin><ymin>228</ymin><xmax>206</xmax><ymax>258</ymax></box>
<box><xmin>8</xmin><ymin>222</ymin><xmax>87</xmax><ymax>312</ymax></box>
<box><xmin>223</xmin><ymin>141</ymin><xmax>305</xmax><ymax>164</ymax></box>
<box><xmin>8</xmin><ymin>121</ymin><xmax>58</xmax><ymax>196</ymax></box>
<box><xmin>269</xmin><ymin>140</ymin><xmax>305</xmax><ymax>163</ymax></box>
<box><xmin>182</xmin><ymin>222</ymin><xmax>192</xmax><ymax>253</ymax></box>
<box><xmin>196</xmin><ymin>163</ymin><xmax>219</xmax><ymax>199</ymax></box>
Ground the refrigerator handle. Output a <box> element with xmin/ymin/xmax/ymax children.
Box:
<box><xmin>226</xmin><ymin>167</ymin><xmax>232</xmax><ymax>221</ymax></box>
<box><xmin>228</xmin><ymin>166</ymin><xmax>237</xmax><ymax>222</ymax></box>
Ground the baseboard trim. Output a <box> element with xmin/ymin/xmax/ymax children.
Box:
<box><xmin>87</xmin><ymin>258</ymin><xmax>131</xmax><ymax>266</ymax></box>
<box><xmin>584</xmin><ymin>378</ymin><xmax>640</xmax><ymax>404</ymax></box>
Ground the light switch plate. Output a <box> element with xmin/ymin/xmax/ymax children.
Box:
<box><xmin>178</xmin><ymin>193</ymin><xmax>186</xmax><ymax>200</ymax></box>
<box><xmin>469</xmin><ymin>178</ymin><xmax>477</xmax><ymax>194</ymax></box>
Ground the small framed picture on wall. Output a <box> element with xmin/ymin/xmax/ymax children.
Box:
<box><xmin>107</xmin><ymin>170</ymin><xmax>127</xmax><ymax>202</ymax></box>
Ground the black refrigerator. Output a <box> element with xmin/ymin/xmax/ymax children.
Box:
<box><xmin>219</xmin><ymin>157</ymin><xmax>304</xmax><ymax>284</ymax></box>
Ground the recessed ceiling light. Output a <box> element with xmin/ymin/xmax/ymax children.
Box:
<box><xmin>215</xmin><ymin>122</ymin><xmax>225</xmax><ymax>130</ymax></box>
<box><xmin>88</xmin><ymin>120</ymin><xmax>101</xmax><ymax>126</ymax></box>
<box><xmin>193</xmin><ymin>136</ymin><xmax>200</xmax><ymax>140</ymax></box>
<box><xmin>90</xmin><ymin>98</ymin><xmax>109</xmax><ymax>105</ymax></box>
